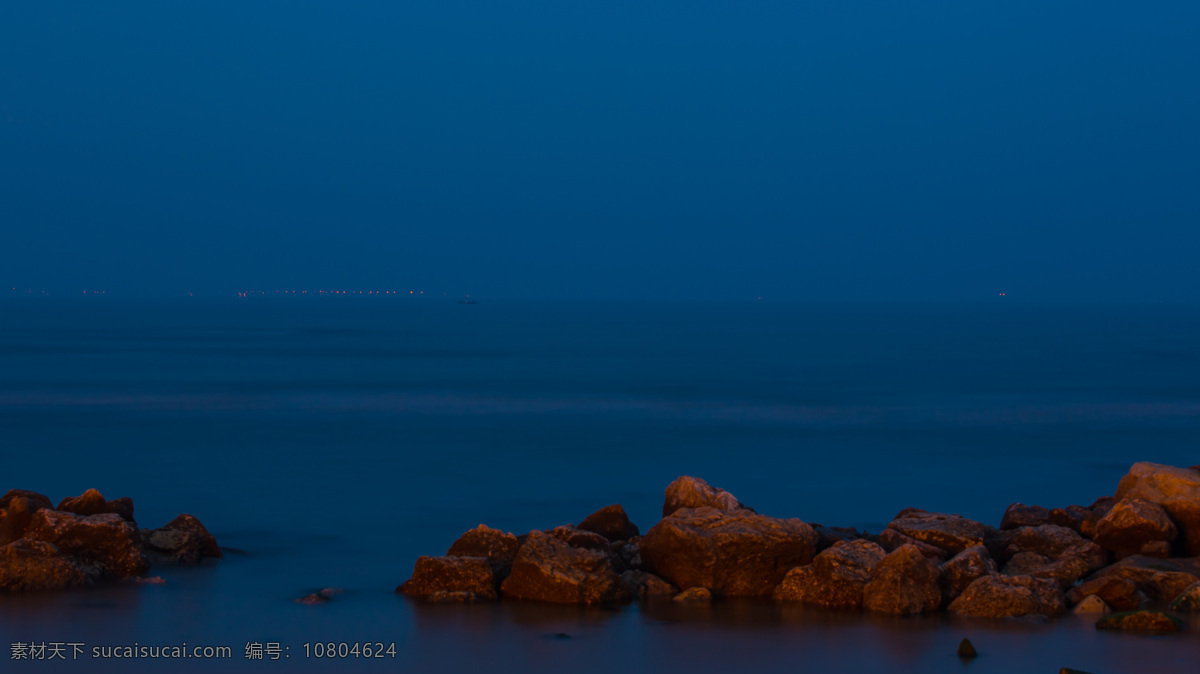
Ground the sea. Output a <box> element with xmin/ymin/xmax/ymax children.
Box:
<box><xmin>1</xmin><ymin>298</ymin><xmax>1198</xmax><ymax>673</ymax></box>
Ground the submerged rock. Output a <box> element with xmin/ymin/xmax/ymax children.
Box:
<box><xmin>1095</xmin><ymin>610</ymin><xmax>1183</xmax><ymax>634</ymax></box>
<box><xmin>641</xmin><ymin>506</ymin><xmax>817</xmax><ymax>597</ymax></box>
<box><xmin>862</xmin><ymin>544</ymin><xmax>942</xmax><ymax>615</ymax></box>
<box><xmin>1093</xmin><ymin>498</ymin><xmax>1177</xmax><ymax>559</ymax></box>
<box><xmin>578</xmin><ymin>505</ymin><xmax>640</xmax><ymax>542</ymax></box>
<box><xmin>0</xmin><ymin>540</ymin><xmax>93</xmax><ymax>592</ymax></box>
<box><xmin>773</xmin><ymin>539</ymin><xmax>886</xmax><ymax>609</ymax></box>
<box><xmin>947</xmin><ymin>575</ymin><xmax>1064</xmax><ymax>618</ymax></box>
<box><xmin>662</xmin><ymin>476</ymin><xmax>747</xmax><ymax>517</ymax></box>
<box><xmin>398</xmin><ymin>556</ymin><xmax>498</xmax><ymax>601</ymax></box>
<box><xmin>500</xmin><ymin>531</ymin><xmax>630</xmax><ymax>604</ymax></box>
<box><xmin>956</xmin><ymin>638</ymin><xmax>978</xmax><ymax>658</ymax></box>
<box><xmin>1114</xmin><ymin>462</ymin><xmax>1200</xmax><ymax>555</ymax></box>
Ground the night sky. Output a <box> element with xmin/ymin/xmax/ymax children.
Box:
<box><xmin>2</xmin><ymin>1</ymin><xmax>1197</xmax><ymax>301</ymax></box>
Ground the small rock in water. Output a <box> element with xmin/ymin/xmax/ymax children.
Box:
<box><xmin>546</xmin><ymin>632</ymin><xmax>573</xmax><ymax>641</ymax></box>
<box><xmin>295</xmin><ymin>588</ymin><xmax>343</xmax><ymax>605</ymax></box>
<box><xmin>1072</xmin><ymin>595</ymin><xmax>1110</xmax><ymax>615</ymax></box>
<box><xmin>956</xmin><ymin>638</ymin><xmax>977</xmax><ymax>658</ymax></box>
<box><xmin>136</xmin><ymin>576</ymin><xmax>167</xmax><ymax>585</ymax></box>
<box><xmin>673</xmin><ymin>587</ymin><xmax>712</xmax><ymax>603</ymax></box>
<box><xmin>1095</xmin><ymin>610</ymin><xmax>1183</xmax><ymax>634</ymax></box>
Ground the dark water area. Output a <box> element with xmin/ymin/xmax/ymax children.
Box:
<box><xmin>1</xmin><ymin>299</ymin><xmax>1198</xmax><ymax>672</ymax></box>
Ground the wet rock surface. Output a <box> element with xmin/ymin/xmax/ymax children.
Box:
<box><xmin>578</xmin><ymin>504</ymin><xmax>640</xmax><ymax>542</ymax></box>
<box><xmin>0</xmin><ymin>488</ymin><xmax>220</xmax><ymax>593</ymax></box>
<box><xmin>1114</xmin><ymin>462</ymin><xmax>1200</xmax><ymax>555</ymax></box>
<box><xmin>661</xmin><ymin>476</ymin><xmax>747</xmax><ymax>517</ymax></box>
<box><xmin>886</xmin><ymin>509</ymin><xmax>986</xmax><ymax>556</ymax></box>
<box><xmin>862</xmin><ymin>544</ymin><xmax>942</xmax><ymax>615</ymax></box>
<box><xmin>947</xmin><ymin>575</ymin><xmax>1065</xmax><ymax>618</ymax></box>
<box><xmin>499</xmin><ymin>531</ymin><xmax>630</xmax><ymax>604</ymax></box>
<box><xmin>641</xmin><ymin>506</ymin><xmax>817</xmax><ymax>597</ymax></box>
<box><xmin>398</xmin><ymin>556</ymin><xmax>498</xmax><ymax>601</ymax></box>
<box><xmin>1093</xmin><ymin>498</ymin><xmax>1178</xmax><ymax>559</ymax></box>
<box><xmin>939</xmin><ymin>545</ymin><xmax>997</xmax><ymax>602</ymax></box>
<box><xmin>773</xmin><ymin>539</ymin><xmax>885</xmax><ymax>609</ymax></box>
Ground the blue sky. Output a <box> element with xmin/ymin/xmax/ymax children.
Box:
<box><xmin>2</xmin><ymin>1</ymin><xmax>1197</xmax><ymax>300</ymax></box>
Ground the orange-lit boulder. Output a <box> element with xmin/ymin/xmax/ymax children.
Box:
<box><xmin>500</xmin><ymin>530</ymin><xmax>630</xmax><ymax>604</ymax></box>
<box><xmin>641</xmin><ymin>506</ymin><xmax>817</xmax><ymax>597</ymax></box>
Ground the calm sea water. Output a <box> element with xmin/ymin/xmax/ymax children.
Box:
<box><xmin>1</xmin><ymin>299</ymin><xmax>1198</xmax><ymax>673</ymax></box>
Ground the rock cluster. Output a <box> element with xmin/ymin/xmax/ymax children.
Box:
<box><xmin>0</xmin><ymin>488</ymin><xmax>221</xmax><ymax>593</ymax></box>
<box><xmin>398</xmin><ymin>463</ymin><xmax>1200</xmax><ymax>632</ymax></box>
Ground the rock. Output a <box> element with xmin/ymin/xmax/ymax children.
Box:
<box><xmin>398</xmin><ymin>556</ymin><xmax>498</xmax><ymax>601</ymax></box>
<box><xmin>24</xmin><ymin>510</ymin><xmax>148</xmax><ymax>577</ymax></box>
<box><xmin>1093</xmin><ymin>498</ymin><xmax>1178</xmax><ymax>559</ymax></box>
<box><xmin>1003</xmin><ymin>525</ymin><xmax>1108</xmax><ymax>572</ymax></box>
<box><xmin>939</xmin><ymin>545</ymin><xmax>997</xmax><ymax>602</ymax></box>
<box><xmin>613</xmin><ymin>538</ymin><xmax>642</xmax><ymax>570</ymax></box>
<box><xmin>1048</xmin><ymin>506</ymin><xmax>1091</xmax><ymax>533</ymax></box>
<box><xmin>1169</xmin><ymin>581</ymin><xmax>1200</xmax><ymax>610</ymax></box>
<box><xmin>886</xmin><ymin>509</ymin><xmax>986</xmax><ymax>556</ymax></box>
<box><xmin>500</xmin><ymin>530</ymin><xmax>631</xmax><ymax>604</ymax></box>
<box><xmin>544</xmin><ymin>526</ymin><xmax>612</xmax><ymax>553</ymax></box>
<box><xmin>0</xmin><ymin>540</ymin><xmax>93</xmax><ymax>592</ymax></box>
<box><xmin>137</xmin><ymin>576</ymin><xmax>167</xmax><ymax>585</ymax></box>
<box><xmin>1067</xmin><ymin>576</ymin><xmax>1141</xmax><ymax>611</ymax></box>
<box><xmin>0</xmin><ymin>489</ymin><xmax>52</xmax><ymax>512</ymax></box>
<box><xmin>446</xmin><ymin>525</ymin><xmax>521</xmax><ymax>578</ymax></box>
<box><xmin>640</xmin><ymin>506</ymin><xmax>817</xmax><ymax>597</ymax></box>
<box><xmin>956</xmin><ymin>638</ymin><xmax>977</xmax><ymax>658</ymax></box>
<box><xmin>141</xmin><ymin>514</ymin><xmax>221</xmax><ymax>564</ymax></box>
<box><xmin>1080</xmin><ymin>555</ymin><xmax>1199</xmax><ymax>602</ymax></box>
<box><xmin>862</xmin><ymin>544</ymin><xmax>942</xmax><ymax>615</ymax></box>
<box><xmin>1072</xmin><ymin>594</ymin><xmax>1111</xmax><ymax>615</ymax></box>
<box><xmin>0</xmin><ymin>497</ymin><xmax>41</xmax><ymax>546</ymax></box>
<box><xmin>1001</xmin><ymin>504</ymin><xmax>1051</xmax><ymax>530</ymax></box>
<box><xmin>773</xmin><ymin>539</ymin><xmax>886</xmax><ymax>609</ymax></box>
<box><xmin>1095</xmin><ymin>610</ymin><xmax>1183</xmax><ymax>634</ymax></box>
<box><xmin>878</xmin><ymin>528</ymin><xmax>946</xmax><ymax>561</ymax></box>
<box><xmin>983</xmin><ymin>527</ymin><xmax>1015</xmax><ymax>562</ymax></box>
<box><xmin>295</xmin><ymin>588</ymin><xmax>342</xmax><ymax>605</ymax></box>
<box><xmin>673</xmin><ymin>587</ymin><xmax>711</xmax><ymax>603</ymax></box>
<box><xmin>1114</xmin><ymin>462</ymin><xmax>1200</xmax><ymax>555</ymax></box>
<box><xmin>578</xmin><ymin>505</ymin><xmax>640</xmax><ymax>542</ymax></box>
<box><xmin>947</xmin><ymin>575</ymin><xmax>1065</xmax><ymax>618</ymax></box>
<box><xmin>1080</xmin><ymin>497</ymin><xmax>1114</xmax><ymax>539</ymax></box>
<box><xmin>56</xmin><ymin>490</ymin><xmax>135</xmax><ymax>522</ymax></box>
<box><xmin>662</xmin><ymin>476</ymin><xmax>747</xmax><ymax>517</ymax></box>
<box><xmin>1002</xmin><ymin>552</ymin><xmax>1089</xmax><ymax>589</ymax></box>
<box><xmin>621</xmin><ymin>570</ymin><xmax>677</xmax><ymax>597</ymax></box>
<box><xmin>812</xmin><ymin>524</ymin><xmax>866</xmax><ymax>551</ymax></box>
